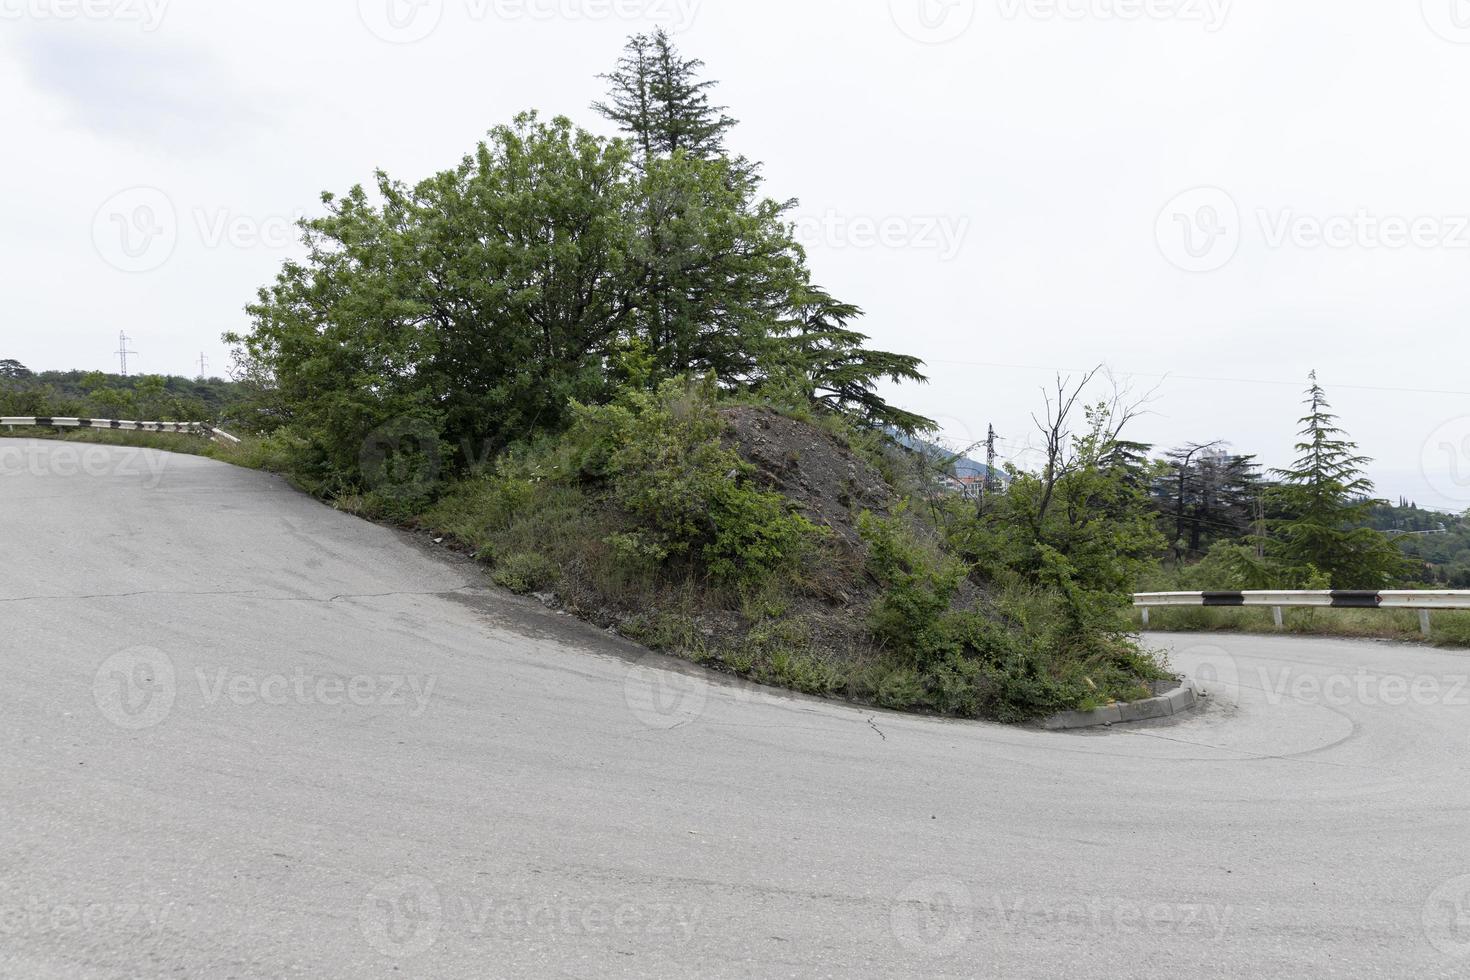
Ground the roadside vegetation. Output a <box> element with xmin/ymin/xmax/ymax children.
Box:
<box><xmin>3</xmin><ymin>31</ymin><xmax>1176</xmax><ymax>722</ymax></box>
<box><xmin>0</xmin><ymin>361</ymin><xmax>236</xmax><ymax>422</ymax></box>
<box><xmin>8</xmin><ymin>32</ymin><xmax>1463</xmax><ymax>724</ymax></box>
<box><xmin>1130</xmin><ymin>606</ymin><xmax>1470</xmax><ymax>647</ymax></box>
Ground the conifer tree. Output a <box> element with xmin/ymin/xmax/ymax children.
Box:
<box><xmin>1269</xmin><ymin>373</ymin><xmax>1407</xmax><ymax>588</ymax></box>
<box><xmin>594</xmin><ymin>28</ymin><xmax>736</xmax><ymax>162</ymax></box>
<box><xmin>773</xmin><ymin>285</ymin><xmax>933</xmax><ymax>434</ymax></box>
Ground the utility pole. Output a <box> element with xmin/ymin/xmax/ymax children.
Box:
<box><xmin>985</xmin><ymin>425</ymin><xmax>1000</xmax><ymax>494</ymax></box>
<box><xmin>978</xmin><ymin>424</ymin><xmax>1000</xmax><ymax>515</ymax></box>
<box><xmin>115</xmin><ymin>331</ymin><xmax>137</xmax><ymax>377</ymax></box>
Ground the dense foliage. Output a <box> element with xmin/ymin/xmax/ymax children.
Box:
<box><xmin>226</xmin><ymin>30</ymin><xmax>931</xmax><ymax>491</ymax></box>
<box><xmin>10</xmin><ymin>33</ymin><xmax>1188</xmax><ymax>721</ymax></box>
<box><xmin>0</xmin><ymin>364</ymin><xmax>237</xmax><ymax>422</ymax></box>
<box><xmin>1147</xmin><ymin>375</ymin><xmax>1419</xmax><ymax>592</ymax></box>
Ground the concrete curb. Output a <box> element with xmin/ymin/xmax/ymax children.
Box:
<box><xmin>1040</xmin><ymin>678</ymin><xmax>1200</xmax><ymax>731</ymax></box>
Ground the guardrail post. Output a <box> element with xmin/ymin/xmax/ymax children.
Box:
<box><xmin>1273</xmin><ymin>606</ymin><xmax>1284</xmax><ymax>629</ymax></box>
<box><xmin>1420</xmin><ymin>609</ymin><xmax>1432</xmax><ymax>638</ymax></box>
<box><xmin>1140</xmin><ymin>607</ymin><xmax>1149</xmax><ymax>627</ymax></box>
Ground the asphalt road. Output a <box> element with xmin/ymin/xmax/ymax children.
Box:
<box><xmin>3</xmin><ymin>438</ymin><xmax>1469</xmax><ymax>979</ymax></box>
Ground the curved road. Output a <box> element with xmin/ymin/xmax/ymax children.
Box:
<box><xmin>3</xmin><ymin>439</ymin><xmax>1468</xmax><ymax>978</ymax></box>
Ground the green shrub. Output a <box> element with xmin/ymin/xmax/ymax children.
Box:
<box><xmin>858</xmin><ymin>510</ymin><xmax>967</xmax><ymax>665</ymax></box>
<box><xmin>567</xmin><ymin>379</ymin><xmax>822</xmax><ymax>587</ymax></box>
<box><xmin>492</xmin><ymin>552</ymin><xmax>560</xmax><ymax>594</ymax></box>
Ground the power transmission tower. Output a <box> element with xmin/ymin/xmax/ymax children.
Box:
<box><xmin>985</xmin><ymin>425</ymin><xmax>1000</xmax><ymax>494</ymax></box>
<box><xmin>978</xmin><ymin>424</ymin><xmax>1001</xmax><ymax>515</ymax></box>
<box><xmin>198</xmin><ymin>353</ymin><xmax>209</xmax><ymax>381</ymax></box>
<box><xmin>115</xmin><ymin>331</ymin><xmax>137</xmax><ymax>377</ymax></box>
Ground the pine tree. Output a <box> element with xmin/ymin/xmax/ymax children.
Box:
<box><xmin>594</xmin><ymin>28</ymin><xmax>737</xmax><ymax>162</ymax></box>
<box><xmin>592</xmin><ymin>31</ymin><xmax>658</xmax><ymax>162</ymax></box>
<box><xmin>1154</xmin><ymin>443</ymin><xmax>1261</xmax><ymax>559</ymax></box>
<box><xmin>1268</xmin><ymin>373</ymin><xmax>1407</xmax><ymax>588</ymax></box>
<box><xmin>772</xmin><ymin>284</ymin><xmax>933</xmax><ymax>434</ymax></box>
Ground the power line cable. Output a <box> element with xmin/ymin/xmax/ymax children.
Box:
<box><xmin>923</xmin><ymin>359</ymin><xmax>1470</xmax><ymax>398</ymax></box>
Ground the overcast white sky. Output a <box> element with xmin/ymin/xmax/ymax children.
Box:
<box><xmin>4</xmin><ymin>0</ymin><xmax>1470</xmax><ymax>509</ymax></box>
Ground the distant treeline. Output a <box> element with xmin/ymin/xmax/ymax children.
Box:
<box><xmin>0</xmin><ymin>359</ymin><xmax>238</xmax><ymax>422</ymax></box>
<box><xmin>1144</xmin><ymin>381</ymin><xmax>1467</xmax><ymax>591</ymax></box>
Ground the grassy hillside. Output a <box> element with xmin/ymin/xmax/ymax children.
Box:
<box><xmin>3</xmin><ymin>383</ymin><xmax>1174</xmax><ymax>724</ymax></box>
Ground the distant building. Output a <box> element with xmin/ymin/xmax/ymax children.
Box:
<box><xmin>887</xmin><ymin>429</ymin><xmax>1010</xmax><ymax>498</ymax></box>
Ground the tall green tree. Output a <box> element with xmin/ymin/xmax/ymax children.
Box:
<box><xmin>769</xmin><ymin>284</ymin><xmax>933</xmax><ymax>433</ymax></box>
<box><xmin>594</xmin><ymin>27</ymin><xmax>737</xmax><ymax>163</ymax></box>
<box><xmin>230</xmin><ymin>35</ymin><xmax>937</xmax><ymax>489</ymax></box>
<box><xmin>594</xmin><ymin>31</ymin><xmax>929</xmax><ymax>430</ymax></box>
<box><xmin>1153</xmin><ymin>442</ymin><xmax>1262</xmax><ymax>560</ymax></box>
<box><xmin>627</xmin><ymin>152</ymin><xmax>802</xmax><ymax>385</ymax></box>
<box><xmin>1268</xmin><ymin>374</ymin><xmax>1407</xmax><ymax>588</ymax></box>
<box><xmin>231</xmin><ymin>113</ymin><xmax>637</xmax><ymax>479</ymax></box>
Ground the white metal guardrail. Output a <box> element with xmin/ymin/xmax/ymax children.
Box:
<box><xmin>1</xmin><ymin>417</ymin><xmax>241</xmax><ymax>445</ymax></box>
<box><xmin>1134</xmin><ymin>590</ymin><xmax>1470</xmax><ymax>636</ymax></box>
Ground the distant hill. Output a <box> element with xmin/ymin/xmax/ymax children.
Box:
<box><xmin>0</xmin><ymin>362</ymin><xmax>239</xmax><ymax>422</ymax></box>
<box><xmin>887</xmin><ymin>429</ymin><xmax>1011</xmax><ymax>486</ymax></box>
<box><xmin>1369</xmin><ymin>500</ymin><xmax>1470</xmax><ymax>587</ymax></box>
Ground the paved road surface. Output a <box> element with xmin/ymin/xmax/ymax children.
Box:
<box><xmin>3</xmin><ymin>439</ymin><xmax>1469</xmax><ymax>978</ymax></box>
